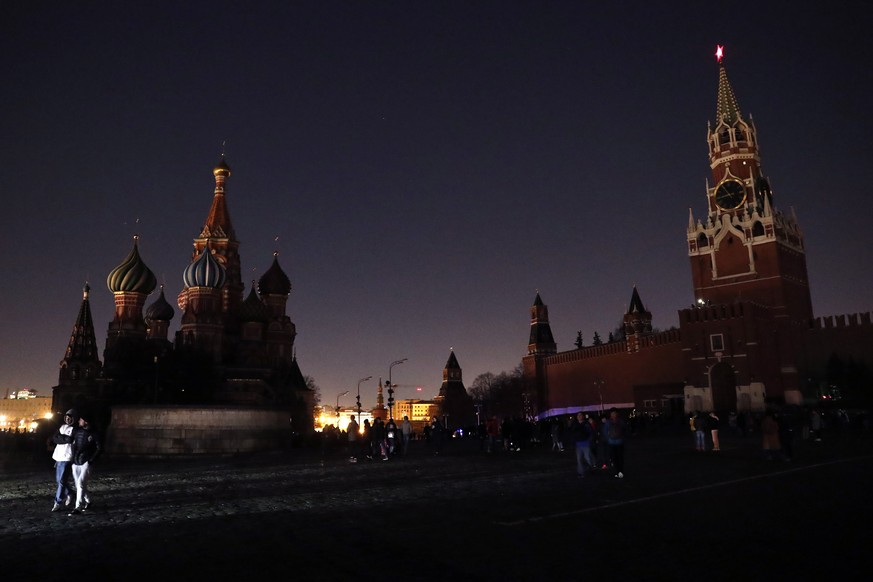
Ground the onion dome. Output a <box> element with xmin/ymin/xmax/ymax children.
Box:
<box><xmin>239</xmin><ymin>281</ymin><xmax>269</xmax><ymax>322</ymax></box>
<box><xmin>145</xmin><ymin>285</ymin><xmax>175</xmax><ymax>322</ymax></box>
<box><xmin>213</xmin><ymin>156</ymin><xmax>231</xmax><ymax>177</ymax></box>
<box><xmin>183</xmin><ymin>248</ymin><xmax>227</xmax><ymax>289</ymax></box>
<box><xmin>257</xmin><ymin>252</ymin><xmax>291</xmax><ymax>296</ymax></box>
<box><xmin>107</xmin><ymin>236</ymin><xmax>157</xmax><ymax>294</ymax></box>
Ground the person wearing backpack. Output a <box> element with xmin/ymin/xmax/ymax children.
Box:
<box><xmin>605</xmin><ymin>408</ymin><xmax>628</xmax><ymax>478</ymax></box>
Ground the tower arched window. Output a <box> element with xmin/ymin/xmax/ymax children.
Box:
<box><xmin>720</xmin><ymin>130</ymin><xmax>731</xmax><ymax>145</ymax></box>
<box><xmin>697</xmin><ymin>233</ymin><xmax>709</xmax><ymax>248</ymax></box>
<box><xmin>752</xmin><ymin>221</ymin><xmax>765</xmax><ymax>237</ymax></box>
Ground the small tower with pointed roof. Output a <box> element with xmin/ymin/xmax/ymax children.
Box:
<box><xmin>57</xmin><ymin>283</ymin><xmax>103</xmax><ymax>388</ymax></box>
<box><xmin>528</xmin><ymin>292</ymin><xmax>557</xmax><ymax>356</ymax></box>
<box><xmin>53</xmin><ymin>283</ymin><xmax>104</xmax><ymax>419</ymax></box>
<box><xmin>522</xmin><ymin>293</ymin><xmax>556</xmax><ymax>418</ymax></box>
<box><xmin>623</xmin><ymin>286</ymin><xmax>653</xmax><ymax>352</ymax></box>
<box><xmin>436</xmin><ymin>350</ymin><xmax>473</xmax><ymax>429</ymax></box>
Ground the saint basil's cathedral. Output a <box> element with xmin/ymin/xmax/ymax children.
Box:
<box><xmin>53</xmin><ymin>158</ymin><xmax>313</xmax><ymax>431</ymax></box>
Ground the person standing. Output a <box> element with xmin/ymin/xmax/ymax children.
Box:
<box><xmin>347</xmin><ymin>415</ymin><xmax>360</xmax><ymax>463</ymax></box>
<box><xmin>570</xmin><ymin>412</ymin><xmax>594</xmax><ymax>477</ymax></box>
<box><xmin>693</xmin><ymin>411</ymin><xmax>707</xmax><ymax>452</ymax></box>
<box><xmin>400</xmin><ymin>415</ymin><xmax>413</xmax><ymax>455</ymax></box>
<box><xmin>362</xmin><ymin>419</ymin><xmax>373</xmax><ymax>460</ymax></box>
<box><xmin>605</xmin><ymin>408</ymin><xmax>627</xmax><ymax>478</ymax></box>
<box><xmin>68</xmin><ymin>411</ymin><xmax>101</xmax><ymax>514</ymax></box>
<box><xmin>550</xmin><ymin>417</ymin><xmax>564</xmax><ymax>452</ymax></box>
<box><xmin>385</xmin><ymin>417</ymin><xmax>398</xmax><ymax>457</ymax></box>
<box><xmin>50</xmin><ymin>410</ymin><xmax>77</xmax><ymax>512</ymax></box>
<box><xmin>372</xmin><ymin>417</ymin><xmax>388</xmax><ymax>460</ymax></box>
<box><xmin>430</xmin><ymin>417</ymin><xmax>444</xmax><ymax>455</ymax></box>
<box><xmin>761</xmin><ymin>410</ymin><xmax>782</xmax><ymax>461</ymax></box>
<box><xmin>810</xmin><ymin>409</ymin><xmax>822</xmax><ymax>442</ymax></box>
<box><xmin>709</xmin><ymin>412</ymin><xmax>721</xmax><ymax>451</ymax></box>
<box><xmin>485</xmin><ymin>416</ymin><xmax>499</xmax><ymax>453</ymax></box>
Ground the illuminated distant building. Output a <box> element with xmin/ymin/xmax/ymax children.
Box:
<box><xmin>0</xmin><ymin>397</ymin><xmax>53</xmax><ymax>432</ymax></box>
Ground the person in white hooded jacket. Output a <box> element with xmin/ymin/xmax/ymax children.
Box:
<box><xmin>50</xmin><ymin>409</ymin><xmax>77</xmax><ymax>512</ymax></box>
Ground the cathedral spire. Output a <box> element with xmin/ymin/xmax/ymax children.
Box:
<box><xmin>62</xmin><ymin>283</ymin><xmax>101</xmax><ymax>364</ymax></box>
<box><xmin>199</xmin><ymin>156</ymin><xmax>236</xmax><ymax>240</ymax></box>
<box><xmin>58</xmin><ymin>282</ymin><xmax>102</xmax><ymax>388</ymax></box>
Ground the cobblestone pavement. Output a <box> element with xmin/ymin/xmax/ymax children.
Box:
<box><xmin>3</xmin><ymin>430</ymin><xmax>871</xmax><ymax>580</ymax></box>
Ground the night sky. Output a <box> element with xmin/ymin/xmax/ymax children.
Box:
<box><xmin>3</xmin><ymin>1</ymin><xmax>872</xmax><ymax>408</ymax></box>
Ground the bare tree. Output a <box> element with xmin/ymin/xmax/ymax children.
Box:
<box><xmin>470</xmin><ymin>372</ymin><xmax>497</xmax><ymax>401</ymax></box>
<box><xmin>304</xmin><ymin>375</ymin><xmax>321</xmax><ymax>405</ymax></box>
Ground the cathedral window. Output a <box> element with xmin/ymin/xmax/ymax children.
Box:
<box><xmin>697</xmin><ymin>233</ymin><xmax>708</xmax><ymax>248</ymax></box>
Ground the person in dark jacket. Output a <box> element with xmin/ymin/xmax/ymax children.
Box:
<box><xmin>372</xmin><ymin>417</ymin><xmax>388</xmax><ymax>460</ymax></box>
<box><xmin>68</xmin><ymin>411</ymin><xmax>101</xmax><ymax>515</ymax></box>
<box><xmin>570</xmin><ymin>412</ymin><xmax>594</xmax><ymax>477</ymax></box>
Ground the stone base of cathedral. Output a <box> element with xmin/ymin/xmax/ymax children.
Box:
<box><xmin>105</xmin><ymin>405</ymin><xmax>294</xmax><ymax>457</ymax></box>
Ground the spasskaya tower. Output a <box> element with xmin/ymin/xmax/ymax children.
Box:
<box><xmin>687</xmin><ymin>46</ymin><xmax>813</xmax><ymax>325</ymax></box>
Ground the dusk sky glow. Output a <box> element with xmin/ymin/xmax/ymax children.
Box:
<box><xmin>3</xmin><ymin>2</ymin><xmax>872</xmax><ymax>409</ymax></box>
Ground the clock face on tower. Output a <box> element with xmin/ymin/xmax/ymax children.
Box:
<box><xmin>714</xmin><ymin>178</ymin><xmax>746</xmax><ymax>210</ymax></box>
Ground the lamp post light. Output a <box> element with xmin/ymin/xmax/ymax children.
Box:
<box><xmin>388</xmin><ymin>358</ymin><xmax>407</xmax><ymax>420</ymax></box>
<box><xmin>356</xmin><ymin>376</ymin><xmax>372</xmax><ymax>426</ymax></box>
<box><xmin>336</xmin><ymin>390</ymin><xmax>349</xmax><ymax>423</ymax></box>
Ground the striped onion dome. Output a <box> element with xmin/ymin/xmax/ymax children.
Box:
<box><xmin>107</xmin><ymin>237</ymin><xmax>157</xmax><ymax>294</ymax></box>
<box><xmin>145</xmin><ymin>284</ymin><xmax>175</xmax><ymax>322</ymax></box>
<box><xmin>239</xmin><ymin>281</ymin><xmax>269</xmax><ymax>322</ymax></box>
<box><xmin>182</xmin><ymin>248</ymin><xmax>226</xmax><ymax>289</ymax></box>
<box><xmin>257</xmin><ymin>252</ymin><xmax>291</xmax><ymax>296</ymax></box>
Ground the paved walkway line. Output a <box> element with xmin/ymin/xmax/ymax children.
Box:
<box><xmin>496</xmin><ymin>454</ymin><xmax>873</xmax><ymax>527</ymax></box>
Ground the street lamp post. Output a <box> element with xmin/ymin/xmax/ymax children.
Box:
<box><xmin>594</xmin><ymin>378</ymin><xmax>605</xmax><ymax>414</ymax></box>
<box><xmin>388</xmin><ymin>358</ymin><xmax>407</xmax><ymax>420</ymax></box>
<box><xmin>356</xmin><ymin>376</ymin><xmax>371</xmax><ymax>426</ymax></box>
<box><xmin>336</xmin><ymin>390</ymin><xmax>349</xmax><ymax>423</ymax></box>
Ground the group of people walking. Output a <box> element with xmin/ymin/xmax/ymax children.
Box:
<box><xmin>49</xmin><ymin>409</ymin><xmax>102</xmax><ymax>515</ymax></box>
<box><xmin>564</xmin><ymin>408</ymin><xmax>628</xmax><ymax>479</ymax></box>
<box><xmin>346</xmin><ymin>414</ymin><xmax>415</xmax><ymax>462</ymax></box>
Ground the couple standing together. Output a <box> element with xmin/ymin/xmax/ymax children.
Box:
<box><xmin>51</xmin><ymin>409</ymin><xmax>102</xmax><ymax>515</ymax></box>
